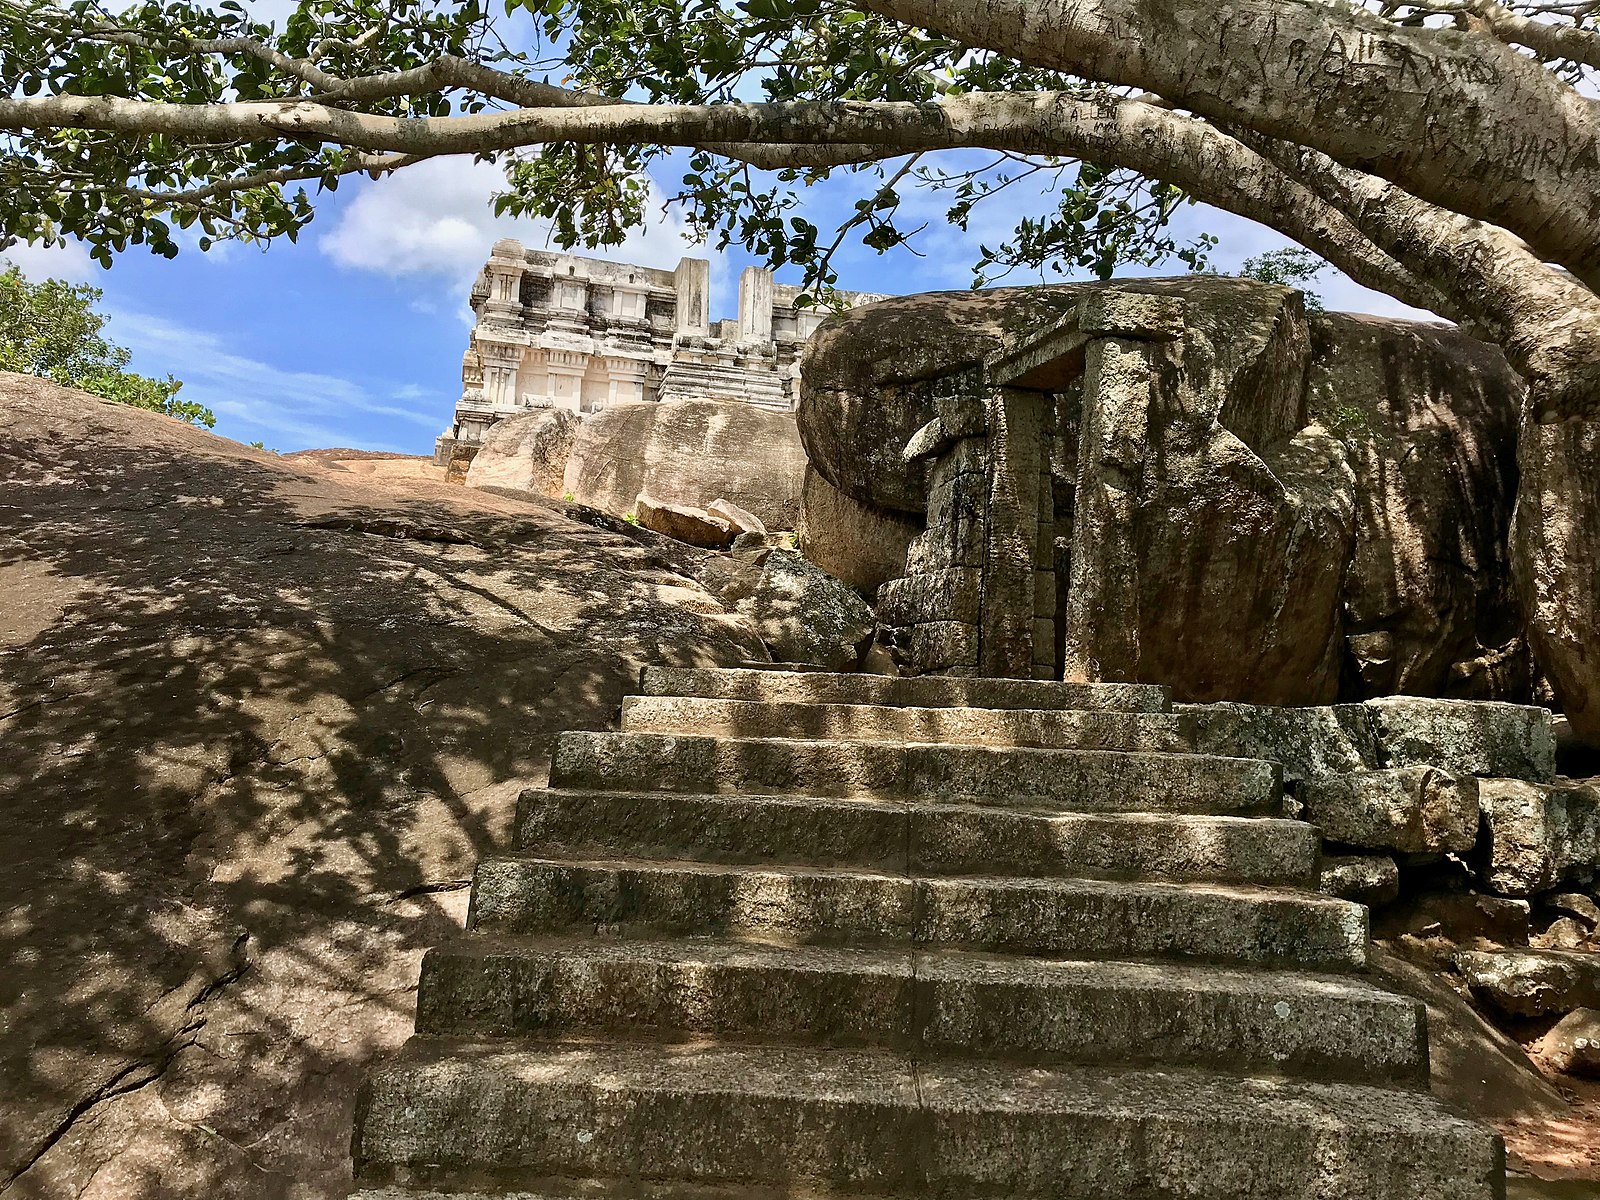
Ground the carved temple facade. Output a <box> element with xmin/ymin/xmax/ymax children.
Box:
<box><xmin>435</xmin><ymin>239</ymin><xmax>881</xmax><ymax>462</ymax></box>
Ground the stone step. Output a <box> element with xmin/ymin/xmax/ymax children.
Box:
<box><xmin>550</xmin><ymin>731</ymin><xmax>1280</xmax><ymax>814</ymax></box>
<box><xmin>414</xmin><ymin>936</ymin><xmax>1426</xmax><ymax>1084</ymax></box>
<box><xmin>354</xmin><ymin>1042</ymin><xmax>1501</xmax><ymax>1198</ymax></box>
<box><xmin>621</xmin><ymin>694</ymin><xmax>1195</xmax><ymax>751</ymax></box>
<box><xmin>515</xmin><ymin>788</ymin><xmax>1321</xmax><ymax>887</ymax></box>
<box><xmin>467</xmin><ymin>857</ymin><xmax>1368</xmax><ymax>971</ymax></box>
<box><xmin>639</xmin><ymin>664</ymin><xmax>1170</xmax><ymax>712</ymax></box>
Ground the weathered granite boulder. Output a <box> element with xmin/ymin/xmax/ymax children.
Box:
<box><xmin>1305</xmin><ymin>315</ymin><xmax>1530</xmax><ymax>701</ymax></box>
<box><xmin>797</xmin><ymin>464</ymin><xmax>922</xmax><ymax>594</ymax></box>
<box><xmin>635</xmin><ymin>495</ymin><xmax>735</xmax><ymax>549</ymax></box>
<box><xmin>801</xmin><ymin>281</ymin><xmax>1554</xmax><ymax>713</ymax></box>
<box><xmin>1476</xmin><ymin>778</ymin><xmax>1600</xmax><ymax>897</ymax></box>
<box><xmin>1301</xmin><ymin>767</ymin><xmax>1479</xmax><ymax>855</ymax></box>
<box><xmin>1514</xmin><ymin>415</ymin><xmax>1600</xmax><ymax>747</ymax></box>
<box><xmin>1457</xmin><ymin>948</ymin><xmax>1600</xmax><ymax>1017</ymax></box>
<box><xmin>698</xmin><ymin>549</ymin><xmax>874</xmax><ymax>671</ymax></box>
<box><xmin>707</xmin><ymin>498</ymin><xmax>766</xmax><ymax>537</ymax></box>
<box><xmin>463</xmin><ymin>407</ymin><xmax>580</xmax><ymax>495</ymax></box>
<box><xmin>1365</xmin><ymin>697</ymin><xmax>1555</xmax><ymax>781</ymax></box>
<box><xmin>1320</xmin><ymin>855</ymin><xmax>1401</xmax><ymax>908</ymax></box>
<box><xmin>1537</xmin><ymin>1007</ymin><xmax>1600</xmax><ymax>1076</ymax></box>
<box><xmin>563</xmin><ymin>399</ymin><xmax>806</xmax><ymax>529</ymax></box>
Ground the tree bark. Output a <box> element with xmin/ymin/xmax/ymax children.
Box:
<box><xmin>857</xmin><ymin>0</ymin><xmax>1600</xmax><ymax>284</ymax></box>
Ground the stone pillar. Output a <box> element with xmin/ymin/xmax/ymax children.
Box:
<box><xmin>737</xmin><ymin>266</ymin><xmax>775</xmax><ymax>343</ymax></box>
<box><xmin>980</xmin><ymin>386</ymin><xmax>1046</xmax><ymax>678</ymax></box>
<box><xmin>483</xmin><ymin>239</ymin><xmax>526</xmax><ymax>324</ymax></box>
<box><xmin>1060</xmin><ymin>291</ymin><xmax>1187</xmax><ymax>683</ymax></box>
<box><xmin>674</xmin><ymin>257</ymin><xmax>711</xmax><ymax>337</ymax></box>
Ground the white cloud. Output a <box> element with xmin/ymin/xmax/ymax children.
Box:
<box><xmin>318</xmin><ymin>156</ymin><xmax>715</xmax><ymax>293</ymax></box>
<box><xmin>2</xmin><ymin>240</ymin><xmax>96</xmax><ymax>284</ymax></box>
<box><xmin>106</xmin><ymin>309</ymin><xmax>441</xmax><ymax>451</ymax></box>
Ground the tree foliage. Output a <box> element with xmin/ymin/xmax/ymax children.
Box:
<box><xmin>2</xmin><ymin>0</ymin><xmax>1600</xmax><ymax>417</ymax></box>
<box><xmin>0</xmin><ymin>263</ymin><xmax>211</xmax><ymax>426</ymax></box>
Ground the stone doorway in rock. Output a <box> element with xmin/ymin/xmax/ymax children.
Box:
<box><xmin>880</xmin><ymin>290</ymin><xmax>1187</xmax><ymax>683</ymax></box>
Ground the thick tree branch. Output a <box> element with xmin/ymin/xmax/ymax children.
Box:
<box><xmin>0</xmin><ymin>87</ymin><xmax>1442</xmax><ymax>316</ymax></box>
<box><xmin>853</xmin><ymin>0</ymin><xmax>1600</xmax><ymax>284</ymax></box>
<box><xmin>1246</xmin><ymin>133</ymin><xmax>1600</xmax><ymax>421</ymax></box>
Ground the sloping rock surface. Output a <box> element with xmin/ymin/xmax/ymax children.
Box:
<box><xmin>0</xmin><ymin>373</ymin><xmax>762</xmax><ymax>1199</ymax></box>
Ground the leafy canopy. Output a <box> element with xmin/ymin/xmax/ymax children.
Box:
<box><xmin>0</xmin><ymin>262</ymin><xmax>212</xmax><ymax>426</ymax></box>
<box><xmin>0</xmin><ymin>0</ymin><xmax>1217</xmax><ymax>288</ymax></box>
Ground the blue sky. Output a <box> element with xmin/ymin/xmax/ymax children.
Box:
<box><xmin>3</xmin><ymin>152</ymin><xmax>1434</xmax><ymax>455</ymax></box>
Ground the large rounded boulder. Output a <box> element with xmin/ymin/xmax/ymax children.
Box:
<box><xmin>563</xmin><ymin>399</ymin><xmax>806</xmax><ymax>530</ymax></box>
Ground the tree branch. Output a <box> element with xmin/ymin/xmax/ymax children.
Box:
<box><xmin>853</xmin><ymin>0</ymin><xmax>1600</xmax><ymax>284</ymax></box>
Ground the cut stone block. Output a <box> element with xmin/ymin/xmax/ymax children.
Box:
<box><xmin>551</xmin><ymin>730</ymin><xmax>1281</xmax><ymax>814</ymax></box>
<box><xmin>619</xmin><ymin>696</ymin><xmax>1194</xmax><ymax>751</ymax></box>
<box><xmin>468</xmin><ymin>858</ymin><xmax>1368</xmax><ymax>971</ymax></box>
<box><xmin>877</xmin><ymin>568</ymin><xmax>982</xmax><ymax>625</ymax></box>
<box><xmin>1457</xmin><ymin>947</ymin><xmax>1600</xmax><ymax>1017</ymax></box>
<box><xmin>355</xmin><ymin>1043</ymin><xmax>1501</xmax><ymax>1199</ymax></box>
<box><xmin>1300</xmin><ymin>767</ymin><xmax>1479</xmax><ymax>855</ymax></box>
<box><xmin>1320</xmin><ymin>855</ymin><xmax>1401</xmax><ymax>908</ymax></box>
<box><xmin>414</xmin><ymin>938</ymin><xmax>1425</xmax><ymax>1084</ymax></box>
<box><xmin>1476</xmin><ymin>778</ymin><xmax>1600</xmax><ymax>897</ymax></box>
<box><xmin>638</xmin><ymin>665</ymin><xmax>1171</xmax><ymax>712</ymax></box>
<box><xmin>515</xmin><ymin>789</ymin><xmax>1320</xmax><ymax>888</ymax></box>
<box><xmin>1364</xmin><ymin>696</ymin><xmax>1555</xmax><ymax>781</ymax></box>
<box><xmin>1173</xmin><ymin>701</ymin><xmax>1377</xmax><ymax>783</ymax></box>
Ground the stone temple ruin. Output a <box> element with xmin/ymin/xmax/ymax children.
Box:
<box><xmin>434</xmin><ymin>238</ymin><xmax>881</xmax><ymax>470</ymax></box>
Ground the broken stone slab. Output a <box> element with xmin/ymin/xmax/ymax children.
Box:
<box><xmin>1300</xmin><ymin>767</ymin><xmax>1479</xmax><ymax>855</ymax></box>
<box><xmin>1319</xmin><ymin>855</ymin><xmax>1401</xmax><ymax>909</ymax></box>
<box><xmin>732</xmin><ymin>550</ymin><xmax>874</xmax><ymax>673</ymax></box>
<box><xmin>1364</xmin><ymin>696</ymin><xmax>1555</xmax><ymax>782</ymax></box>
<box><xmin>1546</xmin><ymin>893</ymin><xmax>1600</xmax><ymax>928</ymax></box>
<box><xmin>1171</xmin><ymin>702</ymin><xmax>1377</xmax><ymax>785</ymax></box>
<box><xmin>1537</xmin><ymin>1007</ymin><xmax>1600</xmax><ymax>1077</ymax></box>
<box><xmin>1456</xmin><ymin>947</ymin><xmax>1600</xmax><ymax>1017</ymax></box>
<box><xmin>634</xmin><ymin>494</ymin><xmax>735</xmax><ymax>548</ymax></box>
<box><xmin>708</xmin><ymin>498</ymin><xmax>767</xmax><ymax>537</ymax></box>
<box><xmin>1475</xmin><ymin>778</ymin><xmax>1600</xmax><ymax>898</ymax></box>
<box><xmin>1375</xmin><ymin>892</ymin><xmax>1531</xmax><ymax>954</ymax></box>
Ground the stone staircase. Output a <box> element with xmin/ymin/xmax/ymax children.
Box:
<box><xmin>352</xmin><ymin>666</ymin><xmax>1506</xmax><ymax>1200</ymax></box>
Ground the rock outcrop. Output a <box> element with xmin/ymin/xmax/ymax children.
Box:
<box><xmin>0</xmin><ymin>372</ymin><xmax>764</xmax><ymax>1198</ymax></box>
<box><xmin>462</xmin><ymin>406</ymin><xmax>579</xmax><ymax>494</ymax></box>
<box><xmin>1305</xmin><ymin>314</ymin><xmax>1529</xmax><ymax>701</ymax></box>
<box><xmin>697</xmin><ymin>547</ymin><xmax>875</xmax><ymax>671</ymax></box>
<box><xmin>799</xmin><ymin>280</ymin><xmax>1539</xmax><ymax>714</ymax></box>
<box><xmin>796</xmin><ymin>464</ymin><xmax>921</xmax><ymax>594</ymax></box>
<box><xmin>1514</xmin><ymin>415</ymin><xmax>1600</xmax><ymax>746</ymax></box>
<box><xmin>562</xmin><ymin>398</ymin><xmax>807</xmax><ymax>529</ymax></box>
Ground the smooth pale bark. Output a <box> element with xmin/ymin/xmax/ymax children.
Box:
<box><xmin>858</xmin><ymin>0</ymin><xmax>1600</xmax><ymax>283</ymax></box>
<box><xmin>1248</xmin><ymin>138</ymin><xmax>1600</xmax><ymax>420</ymax></box>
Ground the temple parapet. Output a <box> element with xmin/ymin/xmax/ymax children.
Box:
<box><xmin>436</xmin><ymin>241</ymin><xmax>882</xmax><ymax>466</ymax></box>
